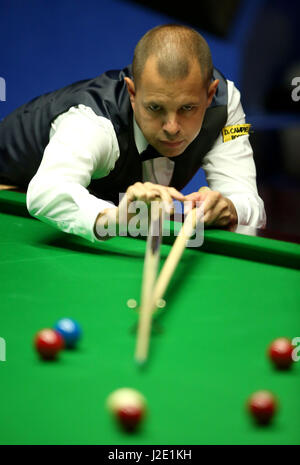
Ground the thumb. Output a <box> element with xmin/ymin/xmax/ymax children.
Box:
<box><xmin>198</xmin><ymin>186</ymin><xmax>211</xmax><ymax>193</ymax></box>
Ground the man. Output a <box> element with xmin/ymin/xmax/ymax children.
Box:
<box><xmin>0</xmin><ymin>24</ymin><xmax>266</xmax><ymax>242</ymax></box>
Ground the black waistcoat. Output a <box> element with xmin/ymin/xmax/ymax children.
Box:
<box><xmin>0</xmin><ymin>66</ymin><xmax>228</xmax><ymax>204</ymax></box>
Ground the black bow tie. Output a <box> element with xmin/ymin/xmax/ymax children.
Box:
<box><xmin>140</xmin><ymin>145</ymin><xmax>162</xmax><ymax>162</ymax></box>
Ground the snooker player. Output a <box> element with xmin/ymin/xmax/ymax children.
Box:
<box><xmin>0</xmin><ymin>24</ymin><xmax>266</xmax><ymax>242</ymax></box>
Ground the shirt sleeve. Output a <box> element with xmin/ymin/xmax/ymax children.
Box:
<box><xmin>201</xmin><ymin>81</ymin><xmax>266</xmax><ymax>228</ymax></box>
<box><xmin>26</xmin><ymin>105</ymin><xmax>119</xmax><ymax>243</ymax></box>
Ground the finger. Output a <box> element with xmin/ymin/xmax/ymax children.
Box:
<box><xmin>184</xmin><ymin>193</ymin><xmax>203</xmax><ymax>210</ymax></box>
<box><xmin>126</xmin><ymin>182</ymin><xmax>146</xmax><ymax>202</ymax></box>
<box><xmin>145</xmin><ymin>189</ymin><xmax>163</xmax><ymax>202</ymax></box>
<box><xmin>201</xmin><ymin>192</ymin><xmax>222</xmax><ymax>224</ymax></box>
<box><xmin>204</xmin><ymin>198</ymin><xmax>230</xmax><ymax>226</ymax></box>
<box><xmin>185</xmin><ymin>187</ymin><xmax>211</xmax><ymax>206</ymax></box>
<box><xmin>143</xmin><ymin>183</ymin><xmax>185</xmax><ymax>202</ymax></box>
<box><xmin>184</xmin><ymin>193</ymin><xmax>201</xmax><ymax>201</ymax></box>
<box><xmin>199</xmin><ymin>186</ymin><xmax>211</xmax><ymax>193</ymax></box>
<box><xmin>146</xmin><ymin>188</ymin><xmax>172</xmax><ymax>214</ymax></box>
<box><xmin>133</xmin><ymin>184</ymin><xmax>164</xmax><ymax>204</ymax></box>
<box><xmin>202</xmin><ymin>191</ymin><xmax>221</xmax><ymax>211</ymax></box>
<box><xmin>159</xmin><ymin>191</ymin><xmax>175</xmax><ymax>214</ymax></box>
<box><xmin>166</xmin><ymin>187</ymin><xmax>186</xmax><ymax>201</ymax></box>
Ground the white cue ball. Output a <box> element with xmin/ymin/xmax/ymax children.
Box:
<box><xmin>106</xmin><ymin>387</ymin><xmax>146</xmax><ymax>413</ymax></box>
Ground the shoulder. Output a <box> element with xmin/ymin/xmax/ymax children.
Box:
<box><xmin>211</xmin><ymin>69</ymin><xmax>243</xmax><ymax>113</ymax></box>
<box><xmin>225</xmin><ymin>80</ymin><xmax>246</xmax><ymax>124</ymax></box>
<box><xmin>51</xmin><ymin>104</ymin><xmax>116</xmax><ymax>137</ymax></box>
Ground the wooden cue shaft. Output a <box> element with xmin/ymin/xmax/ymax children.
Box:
<box><xmin>135</xmin><ymin>203</ymin><xmax>164</xmax><ymax>363</ymax></box>
<box><xmin>150</xmin><ymin>208</ymin><xmax>198</xmax><ymax>312</ymax></box>
<box><xmin>151</xmin><ymin>187</ymin><xmax>208</xmax><ymax>313</ymax></box>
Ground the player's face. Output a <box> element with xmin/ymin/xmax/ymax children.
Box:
<box><xmin>125</xmin><ymin>57</ymin><xmax>218</xmax><ymax>158</ymax></box>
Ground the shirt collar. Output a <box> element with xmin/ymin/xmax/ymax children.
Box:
<box><xmin>133</xmin><ymin>117</ymin><xmax>148</xmax><ymax>155</ymax></box>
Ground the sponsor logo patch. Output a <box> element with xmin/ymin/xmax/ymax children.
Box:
<box><xmin>222</xmin><ymin>124</ymin><xmax>251</xmax><ymax>142</ymax></box>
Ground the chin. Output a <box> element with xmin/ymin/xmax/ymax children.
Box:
<box><xmin>165</xmin><ymin>151</ymin><xmax>183</xmax><ymax>158</ymax></box>
<box><xmin>161</xmin><ymin>145</ymin><xmax>186</xmax><ymax>158</ymax></box>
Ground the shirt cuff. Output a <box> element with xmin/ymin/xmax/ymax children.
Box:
<box><xmin>78</xmin><ymin>196</ymin><xmax>117</xmax><ymax>243</ymax></box>
<box><xmin>227</xmin><ymin>193</ymin><xmax>250</xmax><ymax>225</ymax></box>
<box><xmin>226</xmin><ymin>193</ymin><xmax>266</xmax><ymax>229</ymax></box>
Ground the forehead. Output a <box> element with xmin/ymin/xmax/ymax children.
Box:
<box><xmin>137</xmin><ymin>56</ymin><xmax>205</xmax><ymax>103</ymax></box>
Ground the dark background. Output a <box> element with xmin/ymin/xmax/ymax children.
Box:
<box><xmin>1</xmin><ymin>0</ymin><xmax>299</xmax><ymax>234</ymax></box>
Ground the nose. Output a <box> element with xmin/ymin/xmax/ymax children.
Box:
<box><xmin>162</xmin><ymin>114</ymin><xmax>180</xmax><ymax>138</ymax></box>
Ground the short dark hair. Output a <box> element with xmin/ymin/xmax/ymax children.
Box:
<box><xmin>132</xmin><ymin>24</ymin><xmax>213</xmax><ymax>89</ymax></box>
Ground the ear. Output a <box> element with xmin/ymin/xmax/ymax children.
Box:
<box><xmin>124</xmin><ymin>77</ymin><xmax>136</xmax><ymax>109</ymax></box>
<box><xmin>206</xmin><ymin>79</ymin><xmax>219</xmax><ymax>108</ymax></box>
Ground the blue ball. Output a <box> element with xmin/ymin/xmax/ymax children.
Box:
<box><xmin>54</xmin><ymin>318</ymin><xmax>82</xmax><ymax>348</ymax></box>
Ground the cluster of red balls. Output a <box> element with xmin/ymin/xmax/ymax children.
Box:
<box><xmin>247</xmin><ymin>337</ymin><xmax>294</xmax><ymax>425</ymax></box>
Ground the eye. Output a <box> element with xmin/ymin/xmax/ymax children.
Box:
<box><xmin>181</xmin><ymin>105</ymin><xmax>194</xmax><ymax>112</ymax></box>
<box><xmin>147</xmin><ymin>104</ymin><xmax>161</xmax><ymax>112</ymax></box>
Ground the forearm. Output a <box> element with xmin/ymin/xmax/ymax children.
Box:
<box><xmin>26</xmin><ymin>104</ymin><xmax>121</xmax><ymax>242</ymax></box>
<box><xmin>27</xmin><ymin>174</ymin><xmax>115</xmax><ymax>243</ymax></box>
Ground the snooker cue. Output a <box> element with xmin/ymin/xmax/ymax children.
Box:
<box><xmin>151</xmin><ymin>187</ymin><xmax>209</xmax><ymax>314</ymax></box>
<box><xmin>135</xmin><ymin>201</ymin><xmax>164</xmax><ymax>364</ymax></box>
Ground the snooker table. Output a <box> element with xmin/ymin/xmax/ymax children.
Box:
<box><xmin>0</xmin><ymin>190</ymin><xmax>299</xmax><ymax>446</ymax></box>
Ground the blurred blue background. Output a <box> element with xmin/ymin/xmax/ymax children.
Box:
<box><xmin>0</xmin><ymin>0</ymin><xmax>299</xmax><ymax>234</ymax></box>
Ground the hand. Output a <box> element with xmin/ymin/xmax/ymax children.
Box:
<box><xmin>119</xmin><ymin>182</ymin><xmax>186</xmax><ymax>220</ymax></box>
<box><xmin>184</xmin><ymin>187</ymin><xmax>238</xmax><ymax>229</ymax></box>
<box><xmin>94</xmin><ymin>182</ymin><xmax>185</xmax><ymax>239</ymax></box>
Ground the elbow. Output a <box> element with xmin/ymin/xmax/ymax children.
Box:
<box><xmin>26</xmin><ymin>176</ymin><xmax>45</xmax><ymax>218</ymax></box>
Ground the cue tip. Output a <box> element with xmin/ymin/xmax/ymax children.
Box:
<box><xmin>135</xmin><ymin>355</ymin><xmax>147</xmax><ymax>367</ymax></box>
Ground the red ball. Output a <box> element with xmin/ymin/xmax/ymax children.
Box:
<box><xmin>268</xmin><ymin>337</ymin><xmax>294</xmax><ymax>369</ymax></box>
<box><xmin>34</xmin><ymin>329</ymin><xmax>64</xmax><ymax>360</ymax></box>
<box><xmin>247</xmin><ymin>390</ymin><xmax>277</xmax><ymax>425</ymax></box>
<box><xmin>117</xmin><ymin>405</ymin><xmax>144</xmax><ymax>431</ymax></box>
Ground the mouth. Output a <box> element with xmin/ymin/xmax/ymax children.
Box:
<box><xmin>160</xmin><ymin>140</ymin><xmax>184</xmax><ymax>148</ymax></box>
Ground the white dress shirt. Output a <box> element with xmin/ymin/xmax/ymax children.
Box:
<box><xmin>27</xmin><ymin>80</ymin><xmax>266</xmax><ymax>242</ymax></box>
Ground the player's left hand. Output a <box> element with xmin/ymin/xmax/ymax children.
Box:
<box><xmin>184</xmin><ymin>187</ymin><xmax>238</xmax><ymax>229</ymax></box>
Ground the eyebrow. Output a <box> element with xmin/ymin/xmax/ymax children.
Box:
<box><xmin>143</xmin><ymin>100</ymin><xmax>201</xmax><ymax>107</ymax></box>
